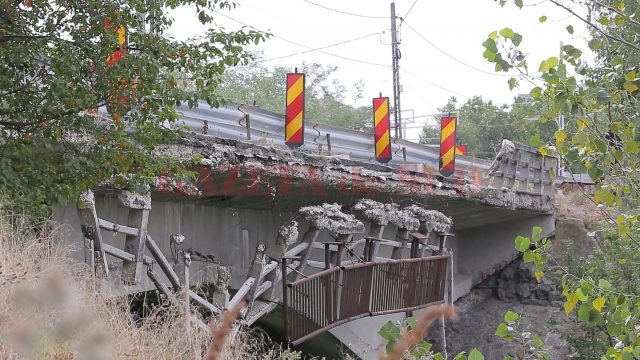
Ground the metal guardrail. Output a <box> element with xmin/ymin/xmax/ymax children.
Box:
<box><xmin>176</xmin><ymin>102</ymin><xmax>490</xmax><ymax>171</ymax></box>
<box><xmin>282</xmin><ymin>255</ymin><xmax>448</xmax><ymax>345</ymax></box>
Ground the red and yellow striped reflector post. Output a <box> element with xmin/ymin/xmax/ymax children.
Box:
<box><xmin>373</xmin><ymin>97</ymin><xmax>392</xmax><ymax>163</ymax></box>
<box><xmin>455</xmin><ymin>145</ymin><xmax>467</xmax><ymax>156</ymax></box>
<box><xmin>285</xmin><ymin>73</ymin><xmax>305</xmax><ymax>148</ymax></box>
<box><xmin>439</xmin><ymin>116</ymin><xmax>457</xmax><ymax>177</ymax></box>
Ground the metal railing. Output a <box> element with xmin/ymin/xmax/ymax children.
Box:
<box><xmin>282</xmin><ymin>255</ymin><xmax>449</xmax><ymax>345</ymax></box>
<box><xmin>176</xmin><ymin>102</ymin><xmax>490</xmax><ymax>171</ymax></box>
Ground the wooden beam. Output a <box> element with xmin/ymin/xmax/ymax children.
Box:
<box><xmin>293</xmin><ymin>228</ymin><xmax>321</xmax><ymax>281</ymax></box>
<box><xmin>77</xmin><ymin>191</ymin><xmax>109</xmax><ymax>277</ymax></box>
<box><xmin>229</xmin><ymin>277</ymin><xmax>255</xmax><ymax>310</ymax></box>
<box><xmin>122</xmin><ymin>208</ymin><xmax>149</xmax><ymax>284</ymax></box>
<box><xmin>246</xmin><ymin>243</ymin><xmax>266</xmax><ymax>309</ymax></box>
<box><xmin>145</xmin><ymin>235</ymin><xmax>181</xmax><ymax>289</ymax></box>
<box><xmin>103</xmin><ymin>243</ymin><xmax>153</xmax><ymax>265</ymax></box>
<box><xmin>97</xmin><ymin>218</ymin><xmax>139</xmax><ymax>236</ymax></box>
<box><xmin>189</xmin><ymin>290</ymin><xmax>221</xmax><ymax>316</ymax></box>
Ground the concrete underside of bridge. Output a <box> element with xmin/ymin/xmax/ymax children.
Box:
<box><xmin>53</xmin><ymin>134</ymin><xmax>555</xmax><ymax>359</ymax></box>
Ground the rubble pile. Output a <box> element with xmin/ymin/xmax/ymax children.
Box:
<box><xmin>299</xmin><ymin>203</ymin><xmax>364</xmax><ymax>238</ymax></box>
<box><xmin>278</xmin><ymin>221</ymin><xmax>299</xmax><ymax>246</ymax></box>
<box><xmin>403</xmin><ymin>205</ymin><xmax>453</xmax><ymax>234</ymax></box>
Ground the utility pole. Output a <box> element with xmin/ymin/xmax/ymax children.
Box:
<box><xmin>390</xmin><ymin>2</ymin><xmax>402</xmax><ymax>139</ymax></box>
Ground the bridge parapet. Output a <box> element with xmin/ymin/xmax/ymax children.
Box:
<box><xmin>485</xmin><ymin>140</ymin><xmax>557</xmax><ymax>199</ymax></box>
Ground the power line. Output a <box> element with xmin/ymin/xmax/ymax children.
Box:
<box><xmin>401</xmin><ymin>68</ymin><xmax>471</xmax><ymax>99</ymax></box>
<box><xmin>402</xmin><ymin>0</ymin><xmax>419</xmax><ymax>23</ymax></box>
<box><xmin>212</xmin><ymin>10</ymin><xmax>500</xmax><ymax>108</ymax></box>
<box><xmin>402</xmin><ymin>20</ymin><xmax>514</xmax><ymax>77</ymax></box>
<box><xmin>301</xmin><ymin>0</ymin><xmax>387</xmax><ymax>19</ymax></box>
<box><xmin>212</xmin><ymin>10</ymin><xmax>390</xmax><ymax>68</ymax></box>
<box><xmin>256</xmin><ymin>32</ymin><xmax>382</xmax><ymax>63</ymax></box>
<box><xmin>523</xmin><ymin>0</ymin><xmax>549</xmax><ymax>7</ymax></box>
<box><xmin>402</xmin><ymin>82</ymin><xmax>440</xmax><ymax>110</ymax></box>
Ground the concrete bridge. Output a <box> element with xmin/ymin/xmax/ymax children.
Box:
<box><xmin>54</xmin><ymin>103</ymin><xmax>557</xmax><ymax>358</ymax></box>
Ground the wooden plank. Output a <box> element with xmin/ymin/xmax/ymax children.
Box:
<box><xmin>311</xmin><ymin>238</ymin><xmax>366</xmax><ymax>251</ymax></box>
<box><xmin>261</xmin><ymin>261</ymin><xmax>278</xmax><ymax>278</ymax></box>
<box><xmin>189</xmin><ymin>290</ymin><xmax>221</xmax><ymax>316</ymax></box>
<box><xmin>244</xmin><ymin>301</ymin><xmax>277</xmax><ymax>326</ymax></box>
<box><xmin>409</xmin><ymin>231</ymin><xmax>429</xmax><ymax>240</ymax></box>
<box><xmin>77</xmin><ymin>192</ymin><xmax>109</xmax><ymax>277</ymax></box>
<box><xmin>294</xmin><ymin>228</ymin><xmax>321</xmax><ymax>281</ymax></box>
<box><xmin>97</xmin><ymin>218</ymin><xmax>138</xmax><ymax>236</ymax></box>
<box><xmin>391</xmin><ymin>229</ymin><xmax>410</xmax><ymax>259</ymax></box>
<box><xmin>229</xmin><ymin>277</ymin><xmax>254</xmax><ymax>309</ymax></box>
<box><xmin>284</xmin><ymin>242</ymin><xmax>309</xmax><ymax>257</ymax></box>
<box><xmin>254</xmin><ymin>280</ymin><xmax>272</xmax><ymax>299</ymax></box>
<box><xmin>145</xmin><ymin>235</ymin><xmax>181</xmax><ymax>289</ymax></box>
<box><xmin>147</xmin><ymin>267</ymin><xmax>181</xmax><ymax>307</ymax></box>
<box><xmin>245</xmin><ymin>243</ymin><xmax>266</xmax><ymax>309</ymax></box>
<box><xmin>368</xmin><ymin>224</ymin><xmax>385</xmax><ymax>260</ymax></box>
<box><xmin>122</xmin><ymin>208</ymin><xmax>149</xmax><ymax>284</ymax></box>
<box><xmin>103</xmin><ymin>243</ymin><xmax>153</xmax><ymax>265</ymax></box>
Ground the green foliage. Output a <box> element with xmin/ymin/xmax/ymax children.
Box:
<box><xmin>485</xmin><ymin>1</ymin><xmax>640</xmax><ymax>357</ymax></box>
<box><xmin>217</xmin><ymin>60</ymin><xmax>370</xmax><ymax>129</ymax></box>
<box><xmin>495</xmin><ymin>310</ymin><xmax>549</xmax><ymax>359</ymax></box>
<box><xmin>0</xmin><ymin>0</ymin><xmax>265</xmax><ymax>216</ymax></box>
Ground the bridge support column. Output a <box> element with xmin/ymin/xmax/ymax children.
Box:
<box><xmin>118</xmin><ymin>191</ymin><xmax>151</xmax><ymax>284</ymax></box>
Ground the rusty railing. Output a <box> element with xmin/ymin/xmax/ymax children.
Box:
<box><xmin>282</xmin><ymin>255</ymin><xmax>448</xmax><ymax>345</ymax></box>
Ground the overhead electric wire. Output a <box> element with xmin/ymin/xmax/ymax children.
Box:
<box><xmin>212</xmin><ymin>10</ymin><xmax>508</xmax><ymax>108</ymax></box>
<box><xmin>402</xmin><ymin>0</ymin><xmax>419</xmax><ymax>23</ymax></box>
<box><xmin>523</xmin><ymin>0</ymin><xmax>549</xmax><ymax>6</ymax></box>
<box><xmin>401</xmin><ymin>68</ymin><xmax>470</xmax><ymax>99</ymax></box>
<box><xmin>256</xmin><ymin>32</ymin><xmax>383</xmax><ymax>62</ymax></box>
<box><xmin>212</xmin><ymin>10</ymin><xmax>390</xmax><ymax>68</ymax></box>
<box><xmin>300</xmin><ymin>0</ymin><xmax>387</xmax><ymax>19</ymax></box>
<box><xmin>402</xmin><ymin>20</ymin><xmax>514</xmax><ymax>77</ymax></box>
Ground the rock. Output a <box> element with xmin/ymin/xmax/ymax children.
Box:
<box><xmin>552</xmin><ymin>217</ymin><xmax>599</xmax><ymax>263</ymax></box>
<box><xmin>516</xmin><ymin>283</ymin><xmax>531</xmax><ymax>298</ymax></box>
<box><xmin>518</xmin><ymin>262</ymin><xmax>535</xmax><ymax>281</ymax></box>
<box><xmin>496</xmin><ymin>287</ymin><xmax>507</xmax><ymax>301</ymax></box>
<box><xmin>529</xmin><ymin>298</ymin><xmax>550</xmax><ymax>306</ymax></box>
<box><xmin>501</xmin><ymin>265</ymin><xmax>516</xmax><ymax>280</ymax></box>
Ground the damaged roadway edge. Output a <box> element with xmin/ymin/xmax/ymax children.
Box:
<box><xmin>151</xmin><ymin>132</ymin><xmax>553</xmax><ymax>213</ymax></box>
<box><xmin>403</xmin><ymin>205</ymin><xmax>453</xmax><ymax>234</ymax></box>
<box><xmin>353</xmin><ymin>199</ymin><xmax>421</xmax><ymax>231</ymax></box>
<box><xmin>298</xmin><ymin>203</ymin><xmax>365</xmax><ymax>238</ymax></box>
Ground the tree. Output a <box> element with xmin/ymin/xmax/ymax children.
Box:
<box><xmin>419</xmin><ymin>96</ymin><xmax>556</xmax><ymax>159</ymax></box>
<box><xmin>217</xmin><ymin>60</ymin><xmax>370</xmax><ymax>129</ymax></box>
<box><xmin>482</xmin><ymin>0</ymin><xmax>640</xmax><ymax>358</ymax></box>
<box><xmin>0</xmin><ymin>0</ymin><xmax>264</xmax><ymax>216</ymax></box>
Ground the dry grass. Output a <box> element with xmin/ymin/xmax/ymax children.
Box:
<box><xmin>0</xmin><ymin>213</ymin><xmax>300</xmax><ymax>359</ymax></box>
<box><xmin>205</xmin><ymin>301</ymin><xmax>246</xmax><ymax>360</ymax></box>
<box><xmin>555</xmin><ymin>188</ymin><xmax>604</xmax><ymax>227</ymax></box>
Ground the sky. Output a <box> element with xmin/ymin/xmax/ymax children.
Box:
<box><xmin>168</xmin><ymin>0</ymin><xmax>589</xmax><ymax>141</ymax></box>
